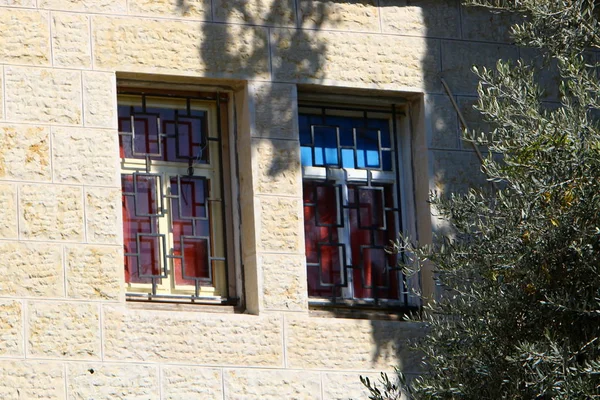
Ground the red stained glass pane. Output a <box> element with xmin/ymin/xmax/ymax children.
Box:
<box><xmin>304</xmin><ymin>181</ymin><xmax>343</xmax><ymax>297</ymax></box>
<box><xmin>170</xmin><ymin>177</ymin><xmax>211</xmax><ymax>286</ymax></box>
<box><xmin>122</xmin><ymin>175</ymin><xmax>161</xmax><ymax>284</ymax></box>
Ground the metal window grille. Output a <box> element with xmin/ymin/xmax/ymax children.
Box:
<box><xmin>118</xmin><ymin>91</ymin><xmax>231</xmax><ymax>302</ymax></box>
<box><xmin>300</xmin><ymin>103</ymin><xmax>415</xmax><ymax>307</ymax></box>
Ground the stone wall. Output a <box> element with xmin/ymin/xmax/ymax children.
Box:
<box><xmin>0</xmin><ymin>1</ymin><xmax>516</xmax><ymax>398</ymax></box>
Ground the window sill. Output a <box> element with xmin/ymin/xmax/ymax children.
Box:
<box><xmin>308</xmin><ymin>299</ymin><xmax>419</xmax><ymax>321</ymax></box>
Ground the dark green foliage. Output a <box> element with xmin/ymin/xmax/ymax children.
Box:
<box><xmin>363</xmin><ymin>1</ymin><xmax>600</xmax><ymax>398</ymax></box>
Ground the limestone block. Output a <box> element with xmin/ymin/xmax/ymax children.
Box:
<box><xmin>162</xmin><ymin>366</ymin><xmax>222</xmax><ymax>400</ymax></box>
<box><xmin>285</xmin><ymin>316</ymin><xmax>425</xmax><ymax>371</ymax></box>
<box><xmin>129</xmin><ymin>0</ymin><xmax>210</xmax><ymax>19</ymax></box>
<box><xmin>380</xmin><ymin>0</ymin><xmax>460</xmax><ymax>39</ymax></box>
<box><xmin>93</xmin><ymin>17</ymin><xmax>270</xmax><ymax>80</ymax></box>
<box><xmin>0</xmin><ymin>242</ymin><xmax>63</xmax><ymax>297</ymax></box>
<box><xmin>431</xmin><ymin>149</ymin><xmax>489</xmax><ymax>195</ymax></box>
<box><xmin>39</xmin><ymin>0</ymin><xmax>126</xmax><ymax>13</ymax></box>
<box><xmin>28</xmin><ymin>301</ymin><xmax>100</xmax><ymax>359</ymax></box>
<box><xmin>223</xmin><ymin>369</ymin><xmax>321</xmax><ymax>399</ymax></box>
<box><xmin>441</xmin><ymin>40</ymin><xmax>518</xmax><ymax>95</ymax></box>
<box><xmin>0</xmin><ymin>9</ymin><xmax>50</xmax><ymax>65</ymax></box>
<box><xmin>52</xmin><ymin>12</ymin><xmax>92</xmax><ymax>68</ymax></box>
<box><xmin>5</xmin><ymin>66</ymin><xmax>82</xmax><ymax>125</ymax></box>
<box><xmin>0</xmin><ymin>124</ymin><xmax>51</xmax><ymax>182</ymax></box>
<box><xmin>251</xmin><ymin>82</ymin><xmax>298</xmax><ymax>140</ymax></box>
<box><xmin>425</xmin><ymin>94</ymin><xmax>459</xmax><ymax>149</ymax></box>
<box><xmin>213</xmin><ymin>0</ymin><xmax>295</xmax><ymax>27</ymax></box>
<box><xmin>261</xmin><ymin>254</ymin><xmax>307</xmax><ymax>311</ymax></box>
<box><xmin>52</xmin><ymin>127</ymin><xmax>118</xmax><ymax>185</ymax></box>
<box><xmin>0</xmin><ymin>360</ymin><xmax>64</xmax><ymax>399</ymax></box>
<box><xmin>68</xmin><ymin>363</ymin><xmax>159</xmax><ymax>399</ymax></box>
<box><xmin>272</xmin><ymin>29</ymin><xmax>441</xmax><ymax>92</ymax></box>
<box><xmin>461</xmin><ymin>5</ymin><xmax>522</xmax><ymax>43</ymax></box>
<box><xmin>520</xmin><ymin>47</ymin><xmax>562</xmax><ymax>101</ymax></box>
<box><xmin>0</xmin><ymin>68</ymin><xmax>3</xmax><ymax>120</ymax></box>
<box><xmin>0</xmin><ymin>184</ymin><xmax>17</xmax><ymax>239</ymax></box>
<box><xmin>0</xmin><ymin>0</ymin><xmax>36</xmax><ymax>6</ymax></box>
<box><xmin>254</xmin><ymin>139</ymin><xmax>301</xmax><ymax>196</ymax></box>
<box><xmin>85</xmin><ymin>187</ymin><xmax>122</xmax><ymax>245</ymax></box>
<box><xmin>299</xmin><ymin>0</ymin><xmax>379</xmax><ymax>32</ymax></box>
<box><xmin>103</xmin><ymin>305</ymin><xmax>283</xmax><ymax>366</ymax></box>
<box><xmin>457</xmin><ymin>96</ymin><xmax>494</xmax><ymax>149</ymax></box>
<box><xmin>20</xmin><ymin>184</ymin><xmax>84</xmax><ymax>241</ymax></box>
<box><xmin>66</xmin><ymin>245</ymin><xmax>122</xmax><ymax>301</ymax></box>
<box><xmin>83</xmin><ymin>71</ymin><xmax>116</xmax><ymax>128</ymax></box>
<box><xmin>0</xmin><ymin>300</ymin><xmax>23</xmax><ymax>357</ymax></box>
<box><xmin>322</xmin><ymin>372</ymin><xmax>401</xmax><ymax>400</ymax></box>
<box><xmin>257</xmin><ymin>196</ymin><xmax>302</xmax><ymax>253</ymax></box>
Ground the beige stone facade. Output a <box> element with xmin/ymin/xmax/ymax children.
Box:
<box><xmin>0</xmin><ymin>1</ymin><xmax>518</xmax><ymax>398</ymax></box>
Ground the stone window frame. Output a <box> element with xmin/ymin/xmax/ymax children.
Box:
<box><xmin>298</xmin><ymin>92</ymin><xmax>422</xmax><ymax>311</ymax></box>
<box><xmin>116</xmin><ymin>79</ymin><xmax>241</xmax><ymax>306</ymax></box>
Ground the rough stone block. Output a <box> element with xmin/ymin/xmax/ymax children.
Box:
<box><xmin>66</xmin><ymin>245</ymin><xmax>122</xmax><ymax>301</ymax></box>
<box><xmin>286</xmin><ymin>316</ymin><xmax>424</xmax><ymax>371</ymax></box>
<box><xmin>28</xmin><ymin>301</ymin><xmax>100</xmax><ymax>359</ymax></box>
<box><xmin>272</xmin><ymin>29</ymin><xmax>441</xmax><ymax>91</ymax></box>
<box><xmin>254</xmin><ymin>139</ymin><xmax>301</xmax><ymax>196</ymax></box>
<box><xmin>162</xmin><ymin>366</ymin><xmax>223</xmax><ymax>400</ymax></box>
<box><xmin>83</xmin><ymin>71</ymin><xmax>116</xmax><ymax>128</ymax></box>
<box><xmin>52</xmin><ymin>127</ymin><xmax>118</xmax><ymax>185</ymax></box>
<box><xmin>258</xmin><ymin>196</ymin><xmax>302</xmax><ymax>253</ymax></box>
<box><xmin>223</xmin><ymin>369</ymin><xmax>321</xmax><ymax>399</ymax></box>
<box><xmin>20</xmin><ymin>184</ymin><xmax>84</xmax><ymax>241</ymax></box>
<box><xmin>103</xmin><ymin>306</ymin><xmax>283</xmax><ymax>366</ymax></box>
<box><xmin>85</xmin><ymin>187</ymin><xmax>121</xmax><ymax>245</ymax></box>
<box><xmin>5</xmin><ymin>66</ymin><xmax>82</xmax><ymax>125</ymax></box>
<box><xmin>322</xmin><ymin>372</ymin><xmax>391</xmax><ymax>400</ymax></box>
<box><xmin>261</xmin><ymin>254</ymin><xmax>307</xmax><ymax>311</ymax></box>
<box><xmin>0</xmin><ymin>9</ymin><xmax>50</xmax><ymax>65</ymax></box>
<box><xmin>128</xmin><ymin>0</ymin><xmax>210</xmax><ymax>19</ymax></box>
<box><xmin>0</xmin><ymin>242</ymin><xmax>63</xmax><ymax>297</ymax></box>
<box><xmin>380</xmin><ymin>0</ymin><xmax>460</xmax><ymax>38</ymax></box>
<box><xmin>0</xmin><ymin>124</ymin><xmax>51</xmax><ymax>182</ymax></box>
<box><xmin>52</xmin><ymin>12</ymin><xmax>92</xmax><ymax>68</ymax></box>
<box><xmin>299</xmin><ymin>0</ymin><xmax>379</xmax><ymax>32</ymax></box>
<box><xmin>457</xmin><ymin>95</ymin><xmax>494</xmax><ymax>149</ymax></box>
<box><xmin>441</xmin><ymin>40</ymin><xmax>518</xmax><ymax>95</ymax></box>
<box><xmin>213</xmin><ymin>0</ymin><xmax>295</xmax><ymax>27</ymax></box>
<box><xmin>431</xmin><ymin>149</ymin><xmax>490</xmax><ymax>195</ymax></box>
<box><xmin>0</xmin><ymin>360</ymin><xmax>64</xmax><ymax>399</ymax></box>
<box><xmin>251</xmin><ymin>82</ymin><xmax>298</xmax><ymax>139</ymax></box>
<box><xmin>0</xmin><ymin>300</ymin><xmax>23</xmax><ymax>357</ymax></box>
<box><xmin>39</xmin><ymin>0</ymin><xmax>126</xmax><ymax>13</ymax></box>
<box><xmin>425</xmin><ymin>94</ymin><xmax>459</xmax><ymax>149</ymax></box>
<box><xmin>0</xmin><ymin>68</ymin><xmax>3</xmax><ymax>120</ymax></box>
<box><xmin>93</xmin><ymin>17</ymin><xmax>270</xmax><ymax>80</ymax></box>
<box><xmin>68</xmin><ymin>363</ymin><xmax>159</xmax><ymax>399</ymax></box>
<box><xmin>0</xmin><ymin>0</ymin><xmax>36</xmax><ymax>6</ymax></box>
<box><xmin>461</xmin><ymin>5</ymin><xmax>522</xmax><ymax>43</ymax></box>
<box><xmin>0</xmin><ymin>184</ymin><xmax>18</xmax><ymax>239</ymax></box>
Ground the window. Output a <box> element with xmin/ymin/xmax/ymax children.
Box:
<box><xmin>300</xmin><ymin>100</ymin><xmax>416</xmax><ymax>307</ymax></box>
<box><xmin>118</xmin><ymin>87</ymin><xmax>234</xmax><ymax>302</ymax></box>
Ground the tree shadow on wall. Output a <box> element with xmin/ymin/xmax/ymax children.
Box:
<box><xmin>190</xmin><ymin>0</ymin><xmax>458</xmax><ymax>377</ymax></box>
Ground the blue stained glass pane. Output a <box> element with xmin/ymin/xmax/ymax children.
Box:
<box><xmin>382</xmin><ymin>151</ymin><xmax>392</xmax><ymax>171</ymax></box>
<box><xmin>327</xmin><ymin>116</ymin><xmax>355</xmax><ymax>146</ymax></box>
<box><xmin>341</xmin><ymin>148</ymin><xmax>355</xmax><ymax>168</ymax></box>
<box><xmin>369</xmin><ymin>119</ymin><xmax>391</xmax><ymax>147</ymax></box>
<box><xmin>299</xmin><ymin>115</ymin><xmax>311</xmax><ymax>145</ymax></box>
<box><xmin>356</xmin><ymin>128</ymin><xmax>380</xmax><ymax>168</ymax></box>
<box><xmin>313</xmin><ymin>126</ymin><xmax>339</xmax><ymax>166</ymax></box>
<box><xmin>301</xmin><ymin>146</ymin><xmax>313</xmax><ymax>167</ymax></box>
